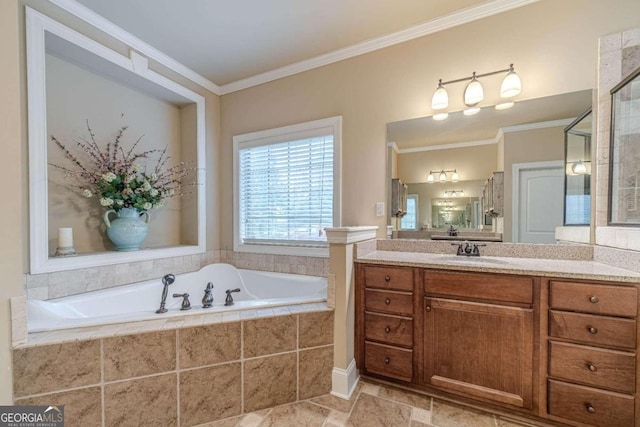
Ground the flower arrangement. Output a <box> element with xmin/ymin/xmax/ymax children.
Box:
<box><xmin>50</xmin><ymin>121</ymin><xmax>193</xmax><ymax>212</ymax></box>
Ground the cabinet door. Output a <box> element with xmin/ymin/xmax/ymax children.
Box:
<box><xmin>423</xmin><ymin>297</ymin><xmax>534</xmax><ymax>408</ymax></box>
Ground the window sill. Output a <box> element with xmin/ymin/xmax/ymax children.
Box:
<box><xmin>233</xmin><ymin>242</ymin><xmax>329</xmax><ymax>258</ymax></box>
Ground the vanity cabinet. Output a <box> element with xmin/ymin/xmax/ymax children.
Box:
<box><xmin>423</xmin><ymin>270</ymin><xmax>535</xmax><ymax>409</ymax></box>
<box><xmin>545</xmin><ymin>280</ymin><xmax>638</xmax><ymax>427</ymax></box>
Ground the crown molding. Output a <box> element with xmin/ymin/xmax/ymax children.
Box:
<box><xmin>219</xmin><ymin>0</ymin><xmax>539</xmax><ymax>94</ymax></box>
<box><xmin>387</xmin><ymin>142</ymin><xmax>400</xmax><ymax>153</ymax></box>
<box><xmin>398</xmin><ymin>137</ymin><xmax>499</xmax><ymax>154</ymax></box>
<box><xmin>47</xmin><ymin>0</ymin><xmax>221</xmax><ymax>95</ymax></box>
<box><xmin>501</xmin><ymin>118</ymin><xmax>574</xmax><ymax>133</ymax></box>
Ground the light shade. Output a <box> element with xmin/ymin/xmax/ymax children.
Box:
<box><xmin>433</xmin><ymin>112</ymin><xmax>448</xmax><ymax>121</ymax></box>
<box><xmin>500</xmin><ymin>65</ymin><xmax>522</xmax><ymax>98</ymax></box>
<box><xmin>463</xmin><ymin>107</ymin><xmax>481</xmax><ymax>116</ymax></box>
<box><xmin>431</xmin><ymin>80</ymin><xmax>449</xmax><ymax>110</ymax></box>
<box><xmin>464</xmin><ymin>74</ymin><xmax>484</xmax><ymax>106</ymax></box>
<box><xmin>451</xmin><ymin>170</ymin><xmax>459</xmax><ymax>182</ymax></box>
<box><xmin>572</xmin><ymin>161</ymin><xmax>587</xmax><ymax>175</ymax></box>
<box><xmin>427</xmin><ymin>172</ymin><xmax>435</xmax><ymax>183</ymax></box>
<box><xmin>439</xmin><ymin>171</ymin><xmax>447</xmax><ymax>182</ymax></box>
<box><xmin>495</xmin><ymin>101</ymin><xmax>515</xmax><ymax>110</ymax></box>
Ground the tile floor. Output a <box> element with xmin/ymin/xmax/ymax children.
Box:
<box><xmin>199</xmin><ymin>379</ymin><xmax>537</xmax><ymax>427</ymax></box>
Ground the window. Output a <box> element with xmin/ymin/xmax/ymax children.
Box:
<box><xmin>233</xmin><ymin>117</ymin><xmax>341</xmax><ymax>256</ymax></box>
<box><xmin>401</xmin><ymin>195</ymin><xmax>418</xmax><ymax>230</ymax></box>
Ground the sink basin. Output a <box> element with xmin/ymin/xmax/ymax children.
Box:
<box><xmin>435</xmin><ymin>255</ymin><xmax>510</xmax><ymax>265</ymax></box>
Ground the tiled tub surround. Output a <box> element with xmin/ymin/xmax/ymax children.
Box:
<box><xmin>12</xmin><ymin>309</ymin><xmax>334</xmax><ymax>427</ymax></box>
<box><xmin>24</xmin><ymin>250</ymin><xmax>329</xmax><ymax>300</ymax></box>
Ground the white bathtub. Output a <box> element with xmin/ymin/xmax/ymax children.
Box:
<box><xmin>27</xmin><ymin>263</ymin><xmax>327</xmax><ymax>333</ymax></box>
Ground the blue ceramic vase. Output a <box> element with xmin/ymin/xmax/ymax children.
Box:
<box><xmin>103</xmin><ymin>207</ymin><xmax>150</xmax><ymax>251</ymax></box>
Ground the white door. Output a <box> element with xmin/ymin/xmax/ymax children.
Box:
<box><xmin>514</xmin><ymin>162</ymin><xmax>564</xmax><ymax>243</ymax></box>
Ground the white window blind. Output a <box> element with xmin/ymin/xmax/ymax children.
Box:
<box><xmin>239</xmin><ymin>135</ymin><xmax>334</xmax><ymax>246</ymax></box>
<box><xmin>401</xmin><ymin>195</ymin><xmax>417</xmax><ymax>230</ymax></box>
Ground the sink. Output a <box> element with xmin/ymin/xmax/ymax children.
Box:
<box><xmin>435</xmin><ymin>255</ymin><xmax>510</xmax><ymax>265</ymax></box>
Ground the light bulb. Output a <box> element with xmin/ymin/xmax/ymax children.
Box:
<box><xmin>427</xmin><ymin>172</ymin><xmax>435</xmax><ymax>183</ymax></box>
<box><xmin>431</xmin><ymin>80</ymin><xmax>448</xmax><ymax>110</ymax></box>
<box><xmin>451</xmin><ymin>170</ymin><xmax>459</xmax><ymax>182</ymax></box>
<box><xmin>464</xmin><ymin>73</ymin><xmax>484</xmax><ymax>106</ymax></box>
<box><xmin>500</xmin><ymin>65</ymin><xmax>522</xmax><ymax>98</ymax></box>
<box><xmin>572</xmin><ymin>161</ymin><xmax>587</xmax><ymax>175</ymax></box>
<box><xmin>439</xmin><ymin>171</ymin><xmax>447</xmax><ymax>182</ymax></box>
<box><xmin>495</xmin><ymin>102</ymin><xmax>515</xmax><ymax>110</ymax></box>
<box><xmin>463</xmin><ymin>107</ymin><xmax>481</xmax><ymax>116</ymax></box>
<box><xmin>433</xmin><ymin>112</ymin><xmax>448</xmax><ymax>121</ymax></box>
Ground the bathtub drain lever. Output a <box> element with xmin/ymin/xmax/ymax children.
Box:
<box><xmin>225</xmin><ymin>288</ymin><xmax>241</xmax><ymax>306</ymax></box>
<box><xmin>173</xmin><ymin>293</ymin><xmax>192</xmax><ymax>310</ymax></box>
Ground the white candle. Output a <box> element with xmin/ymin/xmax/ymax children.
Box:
<box><xmin>58</xmin><ymin>228</ymin><xmax>73</xmax><ymax>248</ymax></box>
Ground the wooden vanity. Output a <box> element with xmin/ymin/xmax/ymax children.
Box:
<box><xmin>355</xmin><ymin>263</ymin><xmax>640</xmax><ymax>427</ymax></box>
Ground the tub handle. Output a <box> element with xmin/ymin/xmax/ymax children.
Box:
<box><xmin>173</xmin><ymin>293</ymin><xmax>191</xmax><ymax>311</ymax></box>
<box><xmin>225</xmin><ymin>288</ymin><xmax>241</xmax><ymax>306</ymax></box>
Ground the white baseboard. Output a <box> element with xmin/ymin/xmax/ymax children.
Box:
<box><xmin>330</xmin><ymin>359</ymin><xmax>359</xmax><ymax>400</ymax></box>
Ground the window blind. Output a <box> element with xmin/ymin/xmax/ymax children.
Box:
<box><xmin>239</xmin><ymin>135</ymin><xmax>334</xmax><ymax>245</ymax></box>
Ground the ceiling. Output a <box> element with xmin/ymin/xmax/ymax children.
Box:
<box><xmin>71</xmin><ymin>0</ymin><xmax>533</xmax><ymax>89</ymax></box>
<box><xmin>387</xmin><ymin>90</ymin><xmax>593</xmax><ymax>150</ymax></box>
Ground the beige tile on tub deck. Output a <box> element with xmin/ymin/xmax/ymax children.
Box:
<box><xmin>298</xmin><ymin>346</ymin><xmax>333</xmax><ymax>400</ymax></box>
<box><xmin>298</xmin><ymin>311</ymin><xmax>334</xmax><ymax>348</ymax></box>
<box><xmin>180</xmin><ymin>362</ymin><xmax>242</xmax><ymax>426</ymax></box>
<box><xmin>242</xmin><ymin>315</ymin><xmax>296</xmax><ymax>358</ymax></box>
<box><xmin>103</xmin><ymin>330</ymin><xmax>176</xmax><ymax>381</ymax></box>
<box><xmin>104</xmin><ymin>373</ymin><xmax>177</xmax><ymax>427</ymax></box>
<box><xmin>15</xmin><ymin>386</ymin><xmax>102</xmax><ymax>427</ymax></box>
<box><xmin>12</xmin><ymin>340</ymin><xmax>101</xmax><ymax>398</ymax></box>
<box><xmin>243</xmin><ymin>352</ymin><xmax>297</xmax><ymax>412</ymax></box>
<box><xmin>259</xmin><ymin>401</ymin><xmax>330</xmax><ymax>427</ymax></box>
<box><xmin>178</xmin><ymin>322</ymin><xmax>241</xmax><ymax>369</ymax></box>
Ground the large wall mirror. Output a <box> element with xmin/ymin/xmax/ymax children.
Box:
<box><xmin>27</xmin><ymin>8</ymin><xmax>206</xmax><ymax>273</ymax></box>
<box><xmin>387</xmin><ymin>90</ymin><xmax>592</xmax><ymax>243</ymax></box>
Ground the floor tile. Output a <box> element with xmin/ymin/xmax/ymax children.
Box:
<box><xmin>258</xmin><ymin>401</ymin><xmax>329</xmax><ymax>427</ymax></box>
<box><xmin>411</xmin><ymin>407</ymin><xmax>432</xmax><ymax>424</ymax></box>
<box><xmin>309</xmin><ymin>393</ymin><xmax>357</xmax><ymax>413</ymax></box>
<box><xmin>358</xmin><ymin>382</ymin><xmax>380</xmax><ymax>396</ymax></box>
<box><xmin>377</xmin><ymin>384</ymin><xmax>432</xmax><ymax>410</ymax></box>
<box><xmin>346</xmin><ymin>393</ymin><xmax>411</xmax><ymax>427</ymax></box>
<box><xmin>431</xmin><ymin>400</ymin><xmax>495</xmax><ymax>427</ymax></box>
<box><xmin>325</xmin><ymin>410</ymin><xmax>350</xmax><ymax>427</ymax></box>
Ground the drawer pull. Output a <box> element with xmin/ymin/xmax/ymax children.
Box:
<box><xmin>587</xmin><ymin>326</ymin><xmax>598</xmax><ymax>334</ymax></box>
<box><xmin>587</xmin><ymin>363</ymin><xmax>598</xmax><ymax>372</ymax></box>
<box><xmin>385</xmin><ymin>298</ymin><xmax>391</xmax><ymax>305</ymax></box>
<box><xmin>585</xmin><ymin>403</ymin><xmax>596</xmax><ymax>414</ymax></box>
<box><xmin>384</xmin><ymin>275</ymin><xmax>391</xmax><ymax>282</ymax></box>
<box><xmin>589</xmin><ymin>295</ymin><xmax>599</xmax><ymax>304</ymax></box>
<box><xmin>425</xmin><ymin>305</ymin><xmax>432</xmax><ymax>312</ymax></box>
<box><xmin>384</xmin><ymin>326</ymin><xmax>391</xmax><ymax>333</ymax></box>
<box><xmin>384</xmin><ymin>357</ymin><xmax>390</xmax><ymax>364</ymax></box>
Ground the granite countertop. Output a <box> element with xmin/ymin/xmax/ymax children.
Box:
<box><xmin>356</xmin><ymin>250</ymin><xmax>640</xmax><ymax>283</ymax></box>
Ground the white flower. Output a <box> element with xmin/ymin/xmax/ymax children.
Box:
<box><xmin>101</xmin><ymin>172</ymin><xmax>117</xmax><ymax>183</ymax></box>
<box><xmin>99</xmin><ymin>197</ymin><xmax>114</xmax><ymax>207</ymax></box>
<box><xmin>153</xmin><ymin>199</ymin><xmax>165</xmax><ymax>209</ymax></box>
<box><xmin>124</xmin><ymin>175</ymin><xmax>134</xmax><ymax>184</ymax></box>
<box><xmin>150</xmin><ymin>173</ymin><xmax>158</xmax><ymax>182</ymax></box>
<box><xmin>142</xmin><ymin>181</ymin><xmax>152</xmax><ymax>191</ymax></box>
<box><xmin>115</xmin><ymin>199</ymin><xmax>124</xmax><ymax>206</ymax></box>
<box><xmin>122</xmin><ymin>188</ymin><xmax>134</xmax><ymax>197</ymax></box>
<box><xmin>143</xmin><ymin>202</ymin><xmax>152</xmax><ymax>210</ymax></box>
<box><xmin>150</xmin><ymin>189</ymin><xmax>159</xmax><ymax>197</ymax></box>
<box><xmin>82</xmin><ymin>189</ymin><xmax>92</xmax><ymax>198</ymax></box>
<box><xmin>168</xmin><ymin>189</ymin><xmax>175</xmax><ymax>196</ymax></box>
<box><xmin>133</xmin><ymin>164</ymin><xmax>141</xmax><ymax>172</ymax></box>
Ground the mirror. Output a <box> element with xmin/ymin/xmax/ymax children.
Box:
<box><xmin>387</xmin><ymin>90</ymin><xmax>592</xmax><ymax>242</ymax></box>
<box><xmin>27</xmin><ymin>8</ymin><xmax>206</xmax><ymax>273</ymax></box>
<box><xmin>564</xmin><ymin>108</ymin><xmax>592</xmax><ymax>225</ymax></box>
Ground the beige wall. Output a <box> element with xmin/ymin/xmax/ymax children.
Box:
<box><xmin>220</xmin><ymin>0</ymin><xmax>640</xmax><ymax>246</ymax></box>
<box><xmin>1</xmin><ymin>0</ymin><xmax>24</xmax><ymax>405</ymax></box>
<box><xmin>503</xmin><ymin>126</ymin><xmax>565</xmax><ymax>242</ymax></box>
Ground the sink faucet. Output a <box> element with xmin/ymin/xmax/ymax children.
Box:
<box><xmin>156</xmin><ymin>273</ymin><xmax>175</xmax><ymax>313</ymax></box>
<box><xmin>451</xmin><ymin>242</ymin><xmax>486</xmax><ymax>257</ymax></box>
<box><xmin>447</xmin><ymin>225</ymin><xmax>458</xmax><ymax>236</ymax></box>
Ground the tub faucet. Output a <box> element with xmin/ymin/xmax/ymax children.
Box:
<box><xmin>225</xmin><ymin>288</ymin><xmax>241</xmax><ymax>306</ymax></box>
<box><xmin>156</xmin><ymin>273</ymin><xmax>175</xmax><ymax>314</ymax></box>
<box><xmin>202</xmin><ymin>282</ymin><xmax>214</xmax><ymax>308</ymax></box>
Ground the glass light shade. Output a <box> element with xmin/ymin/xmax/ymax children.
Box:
<box><xmin>571</xmin><ymin>161</ymin><xmax>587</xmax><ymax>175</ymax></box>
<box><xmin>459</xmin><ymin>190</ymin><xmax>464</xmax><ymax>197</ymax></box>
<box><xmin>500</xmin><ymin>69</ymin><xmax>522</xmax><ymax>98</ymax></box>
<box><xmin>427</xmin><ymin>173</ymin><xmax>435</xmax><ymax>183</ymax></box>
<box><xmin>433</xmin><ymin>112</ymin><xmax>448</xmax><ymax>121</ymax></box>
<box><xmin>439</xmin><ymin>171</ymin><xmax>447</xmax><ymax>182</ymax></box>
<box><xmin>451</xmin><ymin>171</ymin><xmax>459</xmax><ymax>182</ymax></box>
<box><xmin>495</xmin><ymin>101</ymin><xmax>515</xmax><ymax>110</ymax></box>
<box><xmin>464</xmin><ymin>77</ymin><xmax>484</xmax><ymax>106</ymax></box>
<box><xmin>431</xmin><ymin>84</ymin><xmax>449</xmax><ymax>110</ymax></box>
<box><xmin>463</xmin><ymin>107</ymin><xmax>481</xmax><ymax>116</ymax></box>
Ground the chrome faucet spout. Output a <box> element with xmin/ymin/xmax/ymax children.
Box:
<box><xmin>156</xmin><ymin>273</ymin><xmax>175</xmax><ymax>314</ymax></box>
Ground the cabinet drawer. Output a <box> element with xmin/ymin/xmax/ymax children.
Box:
<box><xmin>364</xmin><ymin>265</ymin><xmax>414</xmax><ymax>291</ymax></box>
<box><xmin>547</xmin><ymin>379</ymin><xmax>635</xmax><ymax>427</ymax></box>
<box><xmin>549</xmin><ymin>310</ymin><xmax>636</xmax><ymax>349</ymax></box>
<box><xmin>365</xmin><ymin>312</ymin><xmax>413</xmax><ymax>347</ymax></box>
<box><xmin>548</xmin><ymin>341</ymin><xmax>636</xmax><ymax>393</ymax></box>
<box><xmin>549</xmin><ymin>281</ymin><xmax>638</xmax><ymax>317</ymax></box>
<box><xmin>424</xmin><ymin>270</ymin><xmax>533</xmax><ymax>304</ymax></box>
<box><xmin>365</xmin><ymin>289</ymin><xmax>413</xmax><ymax>315</ymax></box>
<box><xmin>364</xmin><ymin>341</ymin><xmax>413</xmax><ymax>382</ymax></box>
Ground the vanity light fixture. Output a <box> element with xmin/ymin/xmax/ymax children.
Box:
<box><xmin>571</xmin><ymin>160</ymin><xmax>589</xmax><ymax>175</ymax></box>
<box><xmin>444</xmin><ymin>190</ymin><xmax>464</xmax><ymax>197</ymax></box>
<box><xmin>427</xmin><ymin>169</ymin><xmax>459</xmax><ymax>183</ymax></box>
<box><xmin>430</xmin><ymin>64</ymin><xmax>522</xmax><ymax>120</ymax></box>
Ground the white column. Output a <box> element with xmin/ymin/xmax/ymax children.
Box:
<box><xmin>325</xmin><ymin>226</ymin><xmax>378</xmax><ymax>399</ymax></box>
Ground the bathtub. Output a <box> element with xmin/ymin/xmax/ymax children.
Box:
<box><xmin>27</xmin><ymin>263</ymin><xmax>327</xmax><ymax>333</ymax></box>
